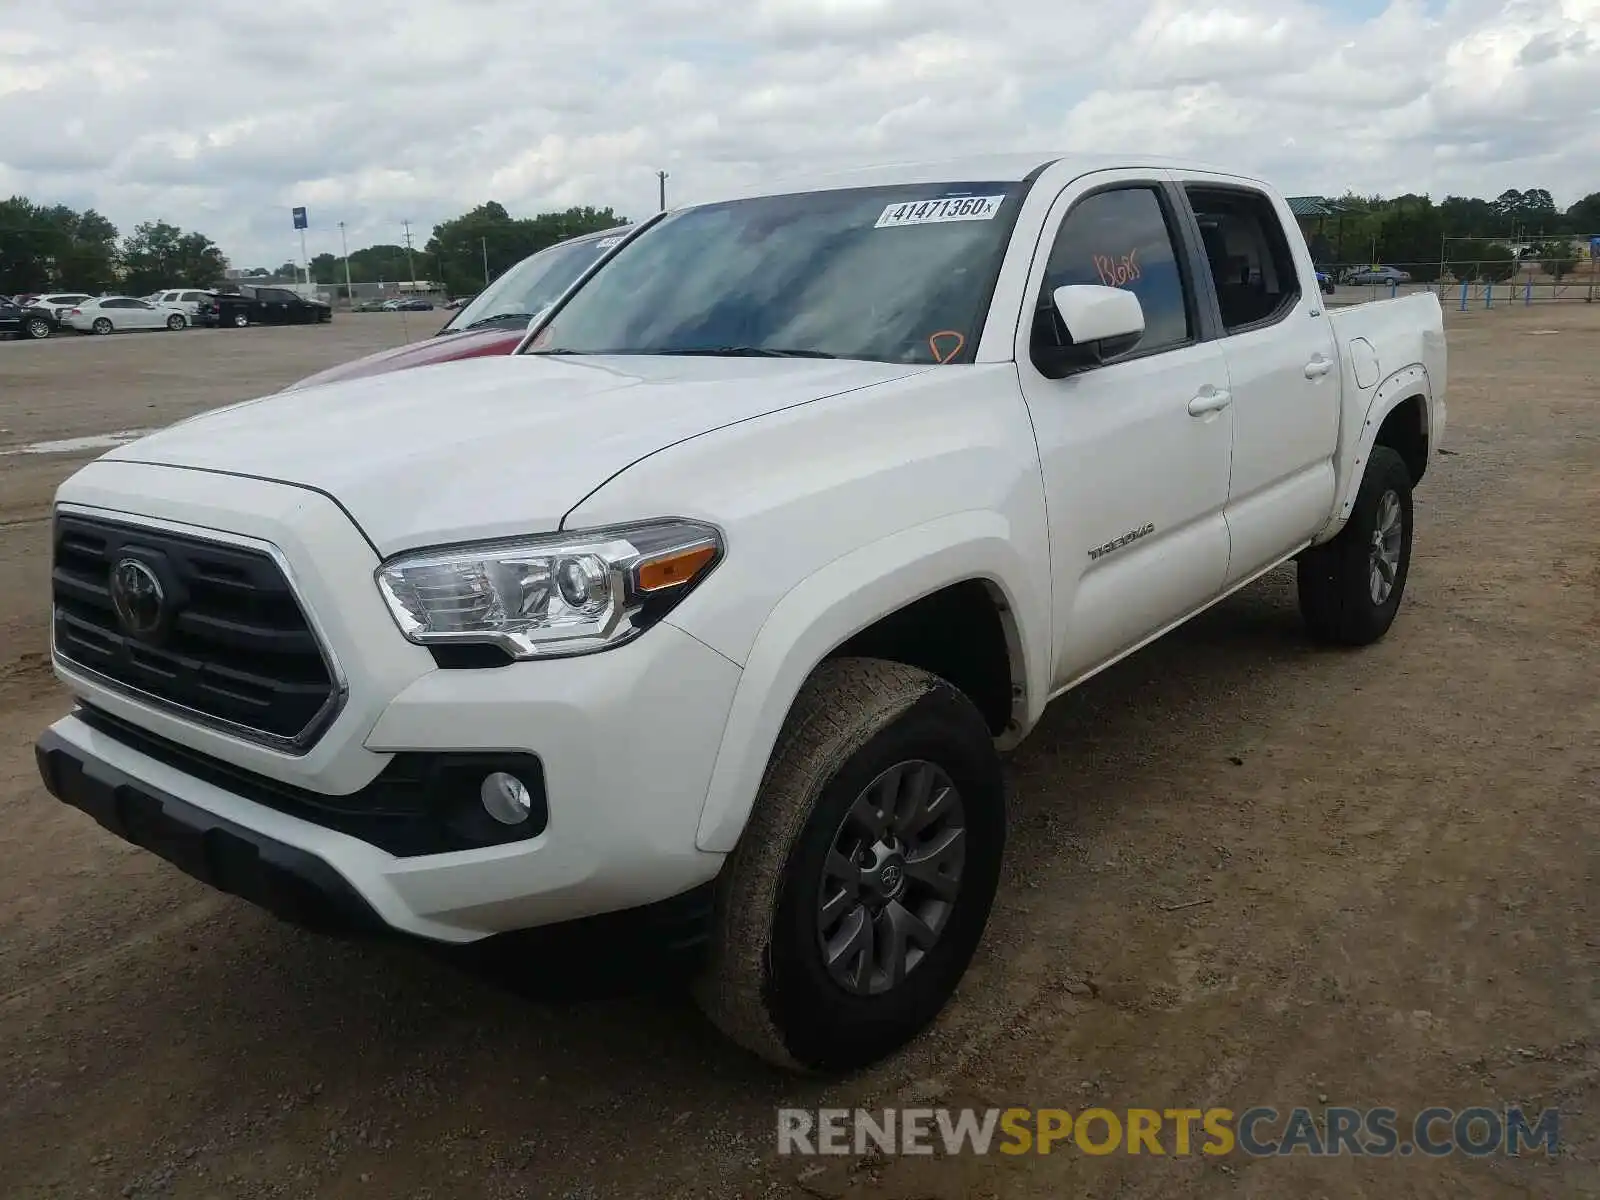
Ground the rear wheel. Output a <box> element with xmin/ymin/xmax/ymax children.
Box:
<box><xmin>694</xmin><ymin>657</ymin><xmax>1006</xmax><ymax>1073</ymax></box>
<box><xmin>22</xmin><ymin>317</ymin><xmax>51</xmax><ymax>339</ymax></box>
<box><xmin>166</xmin><ymin>313</ymin><xmax>186</xmax><ymax>330</ymax></box>
<box><xmin>91</xmin><ymin>317</ymin><xmax>113</xmax><ymax>335</ymax></box>
<box><xmin>1297</xmin><ymin>445</ymin><xmax>1413</xmax><ymax>645</ymax></box>
<box><xmin>232</xmin><ymin>312</ymin><xmax>248</xmax><ymax>328</ymax></box>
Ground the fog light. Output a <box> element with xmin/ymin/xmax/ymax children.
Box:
<box><xmin>480</xmin><ymin>771</ymin><xmax>533</xmax><ymax>825</ymax></box>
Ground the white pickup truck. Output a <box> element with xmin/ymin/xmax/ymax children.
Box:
<box><xmin>35</xmin><ymin>153</ymin><xmax>1445</xmax><ymax>1073</ymax></box>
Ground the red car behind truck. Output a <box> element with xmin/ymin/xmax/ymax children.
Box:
<box><xmin>285</xmin><ymin>226</ymin><xmax>630</xmax><ymax>391</ymax></box>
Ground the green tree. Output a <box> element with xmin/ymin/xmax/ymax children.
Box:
<box><xmin>1533</xmin><ymin>239</ymin><xmax>1578</xmax><ymax>279</ymax></box>
<box><xmin>120</xmin><ymin>221</ymin><xmax>228</xmax><ymax>293</ymax></box>
<box><xmin>1439</xmin><ymin>195</ymin><xmax>1501</xmax><ymax>238</ymax></box>
<box><xmin>0</xmin><ymin>197</ymin><xmax>120</xmax><ymax>293</ymax></box>
<box><xmin>424</xmin><ymin>202</ymin><xmax>626</xmax><ymax>298</ymax></box>
<box><xmin>309</xmin><ymin>252</ymin><xmax>340</xmax><ymax>284</ymax></box>
<box><xmin>1375</xmin><ymin>194</ymin><xmax>1445</xmax><ymax>281</ymax></box>
<box><xmin>1564</xmin><ymin>192</ymin><xmax>1600</xmax><ymax>234</ymax></box>
<box><xmin>346</xmin><ymin>243</ymin><xmax>414</xmax><ymax>283</ymax></box>
<box><xmin>1449</xmin><ymin>240</ymin><xmax>1516</xmax><ymax>283</ymax></box>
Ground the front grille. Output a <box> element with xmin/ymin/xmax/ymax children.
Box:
<box><xmin>51</xmin><ymin>512</ymin><xmax>341</xmax><ymax>751</ymax></box>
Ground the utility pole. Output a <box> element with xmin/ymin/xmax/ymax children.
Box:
<box><xmin>338</xmin><ymin>221</ymin><xmax>354</xmax><ymax>304</ymax></box>
<box><xmin>657</xmin><ymin>170</ymin><xmax>669</xmax><ymax>212</ymax></box>
<box><xmin>401</xmin><ymin>219</ymin><xmax>417</xmax><ymax>288</ymax></box>
<box><xmin>481</xmin><ymin>236</ymin><xmax>490</xmax><ymax>287</ymax></box>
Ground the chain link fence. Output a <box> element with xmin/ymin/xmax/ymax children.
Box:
<box><xmin>1320</xmin><ymin>258</ymin><xmax>1599</xmax><ymax>307</ymax></box>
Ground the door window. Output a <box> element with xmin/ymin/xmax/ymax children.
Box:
<box><xmin>1032</xmin><ymin>186</ymin><xmax>1194</xmax><ymax>367</ymax></box>
<box><xmin>1184</xmin><ymin>186</ymin><xmax>1301</xmax><ymax>332</ymax></box>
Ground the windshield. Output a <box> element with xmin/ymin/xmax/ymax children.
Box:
<box><xmin>441</xmin><ymin>231</ymin><xmax>626</xmax><ymax>332</ymax></box>
<box><xmin>529</xmin><ymin>182</ymin><xmax>1025</xmax><ymax>365</ymax></box>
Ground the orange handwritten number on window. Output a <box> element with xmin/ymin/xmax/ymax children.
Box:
<box><xmin>929</xmin><ymin>330</ymin><xmax>965</xmax><ymax>364</ymax></box>
<box><xmin>1093</xmin><ymin>248</ymin><xmax>1141</xmax><ymax>287</ymax></box>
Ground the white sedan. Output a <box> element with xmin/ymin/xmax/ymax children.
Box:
<box><xmin>63</xmin><ymin>296</ymin><xmax>189</xmax><ymax>335</ymax></box>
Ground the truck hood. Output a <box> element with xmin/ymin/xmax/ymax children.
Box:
<box><xmin>284</xmin><ymin>326</ymin><xmax>523</xmax><ymax>391</ymax></box>
<box><xmin>107</xmin><ymin>352</ymin><xmax>928</xmax><ymax>554</ymax></box>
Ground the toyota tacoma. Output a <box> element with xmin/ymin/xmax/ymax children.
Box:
<box><xmin>35</xmin><ymin>154</ymin><xmax>1446</xmax><ymax>1073</ymax></box>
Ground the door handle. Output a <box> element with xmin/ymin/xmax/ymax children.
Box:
<box><xmin>1304</xmin><ymin>356</ymin><xmax>1333</xmax><ymax>379</ymax></box>
<box><xmin>1187</xmin><ymin>388</ymin><xmax>1233</xmax><ymax>416</ymax></box>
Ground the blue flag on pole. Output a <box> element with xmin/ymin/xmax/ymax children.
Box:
<box><xmin>292</xmin><ymin>207</ymin><xmax>308</xmax><ymax>231</ymax></box>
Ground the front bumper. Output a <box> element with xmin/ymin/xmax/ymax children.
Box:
<box><xmin>36</xmin><ymin>724</ymin><xmax>386</xmax><ymax>934</ymax></box>
<box><xmin>43</xmin><ymin>462</ymin><xmax>742</xmax><ymax>944</ymax></box>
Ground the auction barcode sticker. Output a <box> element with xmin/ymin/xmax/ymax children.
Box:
<box><xmin>874</xmin><ymin>194</ymin><xmax>1007</xmax><ymax>228</ymax></box>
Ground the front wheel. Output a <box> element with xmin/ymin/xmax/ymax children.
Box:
<box><xmin>232</xmin><ymin>312</ymin><xmax>248</xmax><ymax>328</ymax></box>
<box><xmin>1297</xmin><ymin>445</ymin><xmax>1414</xmax><ymax>645</ymax></box>
<box><xmin>166</xmin><ymin>313</ymin><xmax>186</xmax><ymax>330</ymax></box>
<box><xmin>91</xmin><ymin>318</ymin><xmax>113</xmax><ymax>335</ymax></box>
<box><xmin>694</xmin><ymin>658</ymin><xmax>1005</xmax><ymax>1073</ymax></box>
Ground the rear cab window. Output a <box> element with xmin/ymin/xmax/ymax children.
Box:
<box><xmin>1184</xmin><ymin>186</ymin><xmax>1301</xmax><ymax>333</ymax></box>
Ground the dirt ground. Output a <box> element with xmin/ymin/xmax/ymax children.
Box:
<box><xmin>0</xmin><ymin>305</ymin><xmax>1595</xmax><ymax>1199</ymax></box>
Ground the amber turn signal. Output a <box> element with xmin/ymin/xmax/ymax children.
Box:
<box><xmin>636</xmin><ymin>545</ymin><xmax>716</xmax><ymax>592</ymax></box>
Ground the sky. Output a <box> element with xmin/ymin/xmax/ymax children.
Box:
<box><xmin>1</xmin><ymin>0</ymin><xmax>1596</xmax><ymax>268</ymax></box>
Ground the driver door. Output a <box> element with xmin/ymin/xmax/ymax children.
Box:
<box><xmin>1014</xmin><ymin>173</ymin><xmax>1235</xmax><ymax>688</ymax></box>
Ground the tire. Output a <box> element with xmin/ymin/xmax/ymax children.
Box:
<box><xmin>693</xmin><ymin>657</ymin><xmax>1006</xmax><ymax>1073</ymax></box>
<box><xmin>22</xmin><ymin>317</ymin><xmax>51</xmax><ymax>340</ymax></box>
<box><xmin>232</xmin><ymin>313</ymin><xmax>248</xmax><ymax>328</ymax></box>
<box><xmin>166</xmin><ymin>313</ymin><xmax>186</xmax><ymax>330</ymax></box>
<box><xmin>1297</xmin><ymin>445</ymin><xmax>1413</xmax><ymax>645</ymax></box>
<box><xmin>91</xmin><ymin>318</ymin><xmax>113</xmax><ymax>335</ymax></box>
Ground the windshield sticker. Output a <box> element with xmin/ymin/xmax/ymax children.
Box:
<box><xmin>928</xmin><ymin>330</ymin><xmax>966</xmax><ymax>364</ymax></box>
<box><xmin>875</xmin><ymin>195</ymin><xmax>1007</xmax><ymax>229</ymax></box>
<box><xmin>595</xmin><ymin>236</ymin><xmax>624</xmax><ymax>249</ymax></box>
<box><xmin>1093</xmin><ymin>250</ymin><xmax>1142</xmax><ymax>287</ymax></box>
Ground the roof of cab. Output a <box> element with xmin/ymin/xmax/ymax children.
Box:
<box><xmin>712</xmin><ymin>152</ymin><xmax>1253</xmax><ymax>204</ymax></box>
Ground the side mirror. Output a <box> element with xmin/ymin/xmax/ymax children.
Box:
<box><xmin>1034</xmin><ymin>284</ymin><xmax>1145</xmax><ymax>378</ymax></box>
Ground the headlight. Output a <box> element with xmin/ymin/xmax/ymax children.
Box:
<box><xmin>376</xmin><ymin>519</ymin><xmax>722</xmax><ymax>659</ymax></box>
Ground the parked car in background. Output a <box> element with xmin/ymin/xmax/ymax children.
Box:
<box><xmin>0</xmin><ymin>295</ymin><xmax>58</xmax><ymax>339</ymax></box>
<box><xmin>151</xmin><ymin>288</ymin><xmax>215</xmax><ymax>321</ymax></box>
<box><xmin>62</xmin><ymin>296</ymin><xmax>189</xmax><ymax>334</ymax></box>
<box><xmin>284</xmin><ymin>225</ymin><xmax>629</xmax><ymax>390</ymax></box>
<box><xmin>1345</xmin><ymin>265</ymin><xmax>1412</xmax><ymax>286</ymax></box>
<box><xmin>197</xmin><ymin>286</ymin><xmax>333</xmax><ymax>328</ymax></box>
<box><xmin>33</xmin><ymin>293</ymin><xmax>95</xmax><ymax>320</ymax></box>
<box><xmin>352</xmin><ymin>297</ymin><xmax>390</xmax><ymax>313</ymax></box>
<box><xmin>392</xmin><ymin>298</ymin><xmax>435</xmax><ymax>311</ymax></box>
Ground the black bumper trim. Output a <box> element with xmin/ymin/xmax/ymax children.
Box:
<box><xmin>35</xmin><ymin>727</ymin><xmax>385</xmax><ymax>936</ymax></box>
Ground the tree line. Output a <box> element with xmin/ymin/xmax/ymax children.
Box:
<box><xmin>5</xmin><ymin>186</ymin><xmax>1596</xmax><ymax>299</ymax></box>
<box><xmin>0</xmin><ymin>197</ymin><xmax>228</xmax><ymax>296</ymax></box>
<box><xmin>1306</xmin><ymin>188</ymin><xmax>1600</xmax><ymax>282</ymax></box>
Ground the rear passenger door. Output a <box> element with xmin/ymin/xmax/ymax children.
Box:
<box><xmin>1014</xmin><ymin>173</ymin><xmax>1236</xmax><ymax>688</ymax></box>
<box><xmin>1178</xmin><ymin>179</ymin><xmax>1341</xmax><ymax>586</ymax></box>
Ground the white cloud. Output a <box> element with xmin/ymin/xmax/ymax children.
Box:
<box><xmin>1</xmin><ymin>0</ymin><xmax>1595</xmax><ymax>268</ymax></box>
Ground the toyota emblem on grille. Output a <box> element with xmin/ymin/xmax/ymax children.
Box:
<box><xmin>109</xmin><ymin>558</ymin><xmax>166</xmax><ymax>638</ymax></box>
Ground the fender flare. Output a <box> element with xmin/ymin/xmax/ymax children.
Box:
<box><xmin>690</xmin><ymin>510</ymin><xmax>1049</xmax><ymax>853</ymax></box>
<box><xmin>1314</xmin><ymin>363</ymin><xmax>1433</xmax><ymax>544</ymax></box>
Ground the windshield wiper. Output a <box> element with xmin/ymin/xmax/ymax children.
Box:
<box><xmin>654</xmin><ymin>346</ymin><xmax>837</xmax><ymax>359</ymax></box>
<box><xmin>457</xmin><ymin>312</ymin><xmax>541</xmax><ymax>332</ymax></box>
